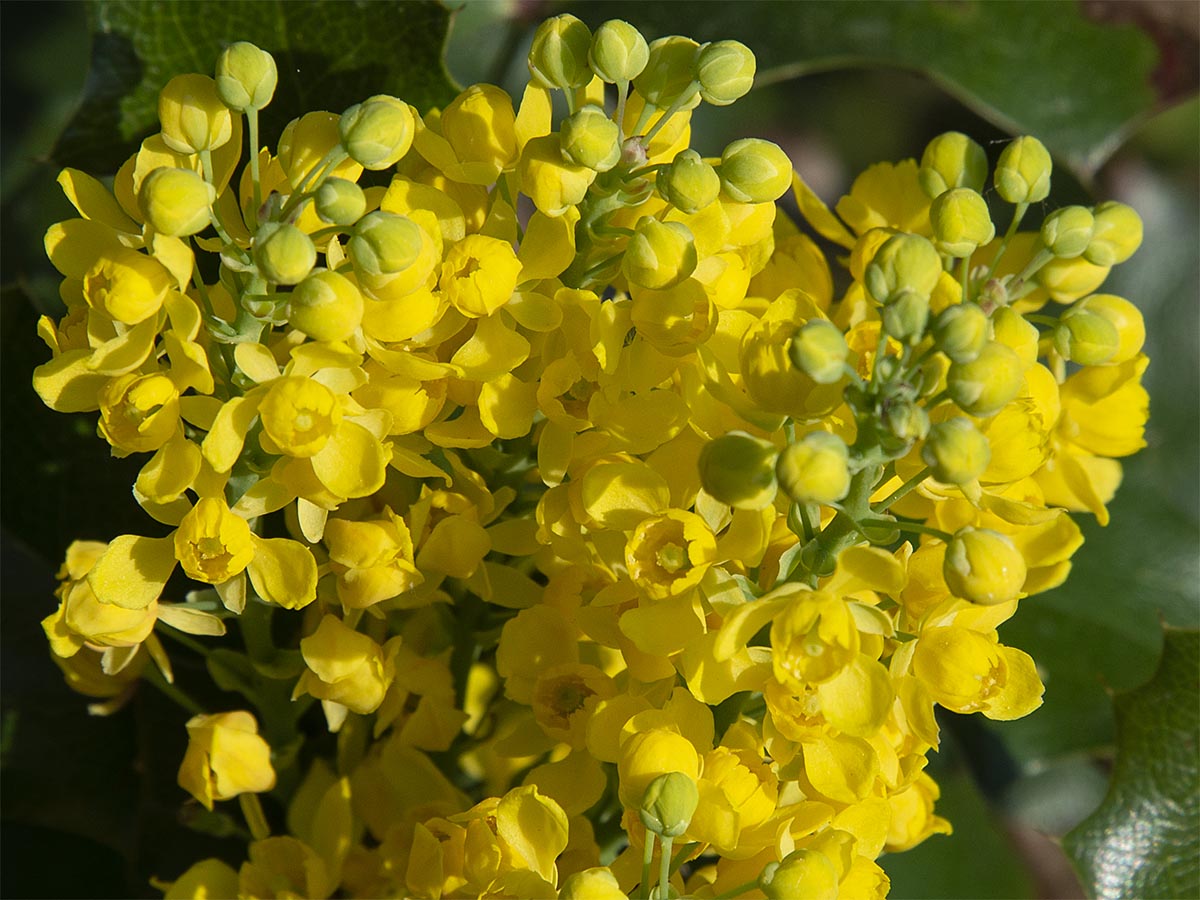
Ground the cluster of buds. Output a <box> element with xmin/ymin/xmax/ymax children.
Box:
<box><xmin>33</xmin><ymin>16</ymin><xmax>1147</xmax><ymax>900</ymax></box>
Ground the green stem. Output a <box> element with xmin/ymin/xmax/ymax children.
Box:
<box><xmin>156</xmin><ymin>622</ymin><xmax>213</xmax><ymax>658</ymax></box>
<box><xmin>982</xmin><ymin>200</ymin><xmax>1029</xmax><ymax>285</ymax></box>
<box><xmin>640</xmin><ymin>834</ymin><xmax>655</xmax><ymax>900</ymax></box>
<box><xmin>658</xmin><ymin>835</ymin><xmax>673</xmax><ymax>899</ymax></box>
<box><xmin>872</xmin><ymin>466</ymin><xmax>932</xmax><ymax>512</ymax></box>
<box><xmin>247</xmin><ymin>108</ymin><xmax>262</xmax><ymax>217</ymax></box>
<box><xmin>187</xmin><ymin>240</ymin><xmax>216</xmax><ymax>319</ymax></box>
<box><xmin>959</xmin><ymin>251</ymin><xmax>972</xmax><ymax>302</ymax></box>
<box><xmin>862</xmin><ymin>517</ymin><xmax>953</xmax><ymax>542</ymax></box>
<box><xmin>643</xmin><ymin>83</ymin><xmax>698</xmax><ymax>144</ymax></box>
<box><xmin>714</xmin><ymin>878</ymin><xmax>760</xmax><ymax>900</ymax></box>
<box><xmin>1012</xmin><ymin>247</ymin><xmax>1054</xmax><ymax>287</ymax></box>
<box><xmin>615</xmin><ymin>80</ymin><xmax>629</xmax><ymax>140</ymax></box>
<box><xmin>144</xmin><ymin>665</ymin><xmax>205</xmax><ymax>716</ymax></box>
<box><xmin>239</xmin><ymin>792</ymin><xmax>271</xmax><ymax>841</ymax></box>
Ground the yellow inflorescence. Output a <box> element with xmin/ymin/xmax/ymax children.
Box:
<box><xmin>35</xmin><ymin>17</ymin><xmax>1149</xmax><ymax>900</ymax></box>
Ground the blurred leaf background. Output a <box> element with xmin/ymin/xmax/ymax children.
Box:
<box><xmin>1</xmin><ymin>1</ymin><xmax>1196</xmax><ymax>897</ymax></box>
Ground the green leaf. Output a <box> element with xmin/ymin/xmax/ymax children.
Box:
<box><xmin>1064</xmin><ymin>628</ymin><xmax>1200</xmax><ymax>900</ymax></box>
<box><xmin>54</xmin><ymin>0</ymin><xmax>458</xmax><ymax>173</ymax></box>
<box><xmin>569</xmin><ymin>0</ymin><xmax>1159</xmax><ymax>179</ymax></box>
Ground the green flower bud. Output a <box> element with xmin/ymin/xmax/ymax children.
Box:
<box><xmin>657</xmin><ymin>149</ymin><xmax>720</xmax><ymax>214</ymax></box>
<box><xmin>1084</xmin><ymin>201</ymin><xmax>1143</xmax><ymax>266</ymax></box>
<box><xmin>215</xmin><ymin>41</ymin><xmax>278</xmax><ymax>112</ymax></box>
<box><xmin>339</xmin><ymin>95</ymin><xmax>415</xmax><ymax>170</ymax></box>
<box><xmin>923</xmin><ymin>417</ymin><xmax>991</xmax><ymax>484</ymax></box>
<box><xmin>933</xmin><ymin>303</ymin><xmax>989</xmax><ymax>364</ymax></box>
<box><xmin>788</xmin><ymin>319</ymin><xmax>849</xmax><ymax>384</ymax></box>
<box><xmin>883</xmin><ymin>398</ymin><xmax>930</xmax><ymax>446</ymax></box>
<box><xmin>718</xmin><ymin>138</ymin><xmax>791</xmax><ymax>204</ymax></box>
<box><xmin>1076</xmin><ymin>293</ymin><xmax>1144</xmax><ymax>363</ymax></box>
<box><xmin>698</xmin><ymin>432</ymin><xmax>779</xmax><ymax>510</ymax></box>
<box><xmin>994</xmin><ymin>135</ymin><xmax>1052</xmax><ymax>204</ymax></box>
<box><xmin>288</xmin><ymin>270</ymin><xmax>364</xmax><ymax>343</ymax></box>
<box><xmin>882</xmin><ymin>289</ymin><xmax>931</xmax><ymax>345</ymax></box>
<box><xmin>695</xmin><ymin>40</ymin><xmax>755</xmax><ymax>106</ymax></box>
<box><xmin>776</xmin><ymin>432</ymin><xmax>851</xmax><ymax>505</ymax></box>
<box><xmin>759</xmin><ymin>849</ymin><xmax>839</xmax><ymax>900</ymax></box>
<box><xmin>348</xmin><ymin>212</ymin><xmax>424</xmax><ymax>279</ymax></box>
<box><xmin>623</xmin><ymin>217</ymin><xmax>697</xmax><ymax>290</ymax></box>
<box><xmin>1040</xmin><ymin>205</ymin><xmax>1094</xmax><ymax>258</ymax></box>
<box><xmin>947</xmin><ymin>341</ymin><xmax>1024</xmax><ymax>417</ymax></box>
<box><xmin>158</xmin><ymin>74</ymin><xmax>233</xmax><ymax>155</ymax></box>
<box><xmin>138</xmin><ymin>167</ymin><xmax>216</xmax><ymax>237</ymax></box>
<box><xmin>560</xmin><ymin>105</ymin><xmax>621</xmax><ymax>172</ymax></box>
<box><xmin>919</xmin><ymin>131</ymin><xmax>988</xmax><ymax>198</ymax></box>
<box><xmin>529</xmin><ymin>14</ymin><xmax>593</xmax><ymax>90</ymax></box>
<box><xmin>589</xmin><ymin>19</ymin><xmax>649</xmax><ymax>83</ymax></box>
<box><xmin>1053</xmin><ymin>306</ymin><xmax>1119</xmax><ymax>366</ymax></box>
<box><xmin>314</xmin><ymin>178</ymin><xmax>366</xmax><ymax>226</ymax></box>
<box><xmin>865</xmin><ymin>233</ymin><xmax>942</xmax><ymax>305</ymax></box>
<box><xmin>633</xmin><ymin>36</ymin><xmax>701</xmax><ymax>110</ymax></box>
<box><xmin>930</xmin><ymin>188</ymin><xmax>995</xmax><ymax>257</ymax></box>
<box><xmin>639</xmin><ymin>771</ymin><xmax>699</xmax><ymax>838</ymax></box>
<box><xmin>254</xmin><ymin>223</ymin><xmax>316</xmax><ymax>286</ymax></box>
<box><xmin>943</xmin><ymin>527</ymin><xmax>1027</xmax><ymax>605</ymax></box>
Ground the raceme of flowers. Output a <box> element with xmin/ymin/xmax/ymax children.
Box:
<box><xmin>35</xmin><ymin>15</ymin><xmax>1148</xmax><ymax>900</ymax></box>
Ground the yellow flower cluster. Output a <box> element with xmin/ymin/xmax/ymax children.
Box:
<box><xmin>34</xmin><ymin>18</ymin><xmax>1148</xmax><ymax>900</ymax></box>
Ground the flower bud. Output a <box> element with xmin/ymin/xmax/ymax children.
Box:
<box><xmin>560</xmin><ymin>105</ymin><xmax>621</xmax><ymax>172</ymax></box>
<box><xmin>289</xmin><ymin>270</ymin><xmax>364</xmax><ymax>343</ymax></box>
<box><xmin>699</xmin><ymin>432</ymin><xmax>779</xmax><ymax>510</ymax></box>
<box><xmin>215</xmin><ymin>41</ymin><xmax>277</xmax><ymax>112</ymax></box>
<box><xmin>776</xmin><ymin>432</ymin><xmax>851</xmax><ymax>505</ymax></box>
<box><xmin>923</xmin><ymin>417</ymin><xmax>991</xmax><ymax>484</ymax></box>
<box><xmin>298</xmin><ymin>615</ymin><xmax>394</xmax><ymax>714</ymax></box>
<box><xmin>1040</xmin><ymin>205</ymin><xmax>1094</xmax><ymax>258</ymax></box>
<box><xmin>788</xmin><ymin>319</ymin><xmax>849</xmax><ymax>384</ymax></box>
<box><xmin>634</xmin><ymin>36</ymin><xmax>701</xmax><ymax>109</ymax></box>
<box><xmin>254</xmin><ymin>223</ymin><xmax>316</xmax><ymax>286</ymax></box>
<box><xmin>1084</xmin><ymin>201</ymin><xmax>1143</xmax><ymax>266</ymax></box>
<box><xmin>1075</xmin><ymin>293</ymin><xmax>1144</xmax><ymax>363</ymax></box>
<box><xmin>348</xmin><ymin>212</ymin><xmax>423</xmax><ymax>278</ymax></box>
<box><xmin>657</xmin><ymin>149</ymin><xmax>720</xmax><ymax>214</ymax></box>
<box><xmin>696</xmin><ymin>40</ymin><xmax>755</xmax><ymax>106</ymax></box>
<box><xmin>882</xmin><ymin>290</ymin><xmax>931</xmax><ymax>344</ymax></box>
<box><xmin>718</xmin><ymin>138</ymin><xmax>791</xmax><ymax>204</ymax></box>
<box><xmin>529</xmin><ymin>14</ymin><xmax>593</xmax><ymax>90</ymax></box>
<box><xmin>639</xmin><ymin>771</ymin><xmax>699</xmax><ymax>838</ymax></box>
<box><xmin>1053</xmin><ymin>306</ymin><xmax>1119</xmax><ymax>366</ymax></box>
<box><xmin>943</xmin><ymin>527</ymin><xmax>1027</xmax><ymax>605</ymax></box>
<box><xmin>339</xmin><ymin>95</ymin><xmax>414</xmax><ymax>169</ymax></box>
<box><xmin>589</xmin><ymin>19</ymin><xmax>649</xmax><ymax>83</ymax></box>
<box><xmin>865</xmin><ymin>233</ymin><xmax>942</xmax><ymax>304</ymax></box>
<box><xmin>178</xmin><ymin>711</ymin><xmax>276</xmax><ymax>810</ymax></box>
<box><xmin>930</xmin><ymin>188</ymin><xmax>994</xmax><ymax>257</ymax></box>
<box><xmin>760</xmin><ymin>849</ymin><xmax>839</xmax><ymax>900</ymax></box>
<box><xmin>158</xmin><ymin>74</ymin><xmax>233</xmax><ymax>155</ymax></box>
<box><xmin>623</xmin><ymin>217</ymin><xmax>697</xmax><ymax>290</ymax></box>
<box><xmin>138</xmin><ymin>167</ymin><xmax>216</xmax><ymax>237</ymax></box>
<box><xmin>919</xmin><ymin>131</ymin><xmax>988</xmax><ymax>197</ymax></box>
<box><xmin>314</xmin><ymin>177</ymin><xmax>366</xmax><ymax>225</ymax></box>
<box><xmin>933</xmin><ymin>303</ymin><xmax>989</xmax><ymax>363</ymax></box>
<box><xmin>994</xmin><ymin>135</ymin><xmax>1052</xmax><ymax>204</ymax></box>
<box><xmin>883</xmin><ymin>398</ymin><xmax>930</xmax><ymax>446</ymax></box>
<box><xmin>947</xmin><ymin>341</ymin><xmax>1024</xmax><ymax>417</ymax></box>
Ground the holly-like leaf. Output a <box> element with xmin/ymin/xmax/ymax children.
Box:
<box><xmin>53</xmin><ymin>0</ymin><xmax>458</xmax><ymax>173</ymax></box>
<box><xmin>1064</xmin><ymin>628</ymin><xmax>1200</xmax><ymax>900</ymax></box>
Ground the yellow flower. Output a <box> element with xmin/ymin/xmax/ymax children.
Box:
<box><xmin>531</xmin><ymin>663</ymin><xmax>616</xmax><ymax>748</ymax></box>
<box><xmin>98</xmin><ymin>372</ymin><xmax>180</xmax><ymax>456</ymax></box>
<box><xmin>624</xmin><ymin>510</ymin><xmax>717</xmax><ymax>600</ymax></box>
<box><xmin>173</xmin><ymin>497</ymin><xmax>255</xmax><ymax>584</ymax></box>
<box><xmin>770</xmin><ymin>589</ymin><xmax>860</xmax><ymax>688</ymax></box>
<box><xmin>157</xmin><ymin>74</ymin><xmax>233</xmax><ymax>155</ymax></box>
<box><xmin>83</xmin><ymin>247</ymin><xmax>173</xmax><ymax>324</ymax></box>
<box><xmin>440</xmin><ymin>234</ymin><xmax>523</xmax><ymax>318</ymax></box>
<box><xmin>296</xmin><ymin>614</ymin><xmax>395</xmax><ymax>718</ymax></box>
<box><xmin>177</xmin><ymin>710</ymin><xmax>276</xmax><ymax>810</ymax></box>
<box><xmin>324</xmin><ymin>510</ymin><xmax>423</xmax><ymax>609</ymax></box>
<box><xmin>911</xmin><ymin>626</ymin><xmax>1043</xmax><ymax>719</ymax></box>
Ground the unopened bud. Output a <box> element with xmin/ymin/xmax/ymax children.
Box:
<box><xmin>314</xmin><ymin>178</ymin><xmax>366</xmax><ymax>226</ymax></box>
<box><xmin>919</xmin><ymin>131</ymin><xmax>988</xmax><ymax>197</ymax></box>
<box><xmin>719</xmin><ymin>138</ymin><xmax>791</xmax><ymax>204</ymax></box>
<box><xmin>633</xmin><ymin>36</ymin><xmax>701</xmax><ymax>110</ymax></box>
<box><xmin>776</xmin><ymin>432</ymin><xmax>851</xmax><ymax>505</ymax></box>
<box><xmin>760</xmin><ymin>849</ymin><xmax>839</xmax><ymax>900</ymax></box>
<box><xmin>930</xmin><ymin>188</ymin><xmax>994</xmax><ymax>257</ymax></box>
<box><xmin>1076</xmin><ymin>293</ymin><xmax>1144</xmax><ymax>363</ymax></box>
<box><xmin>933</xmin><ymin>303</ymin><xmax>988</xmax><ymax>364</ymax></box>
<box><xmin>158</xmin><ymin>74</ymin><xmax>233</xmax><ymax>155</ymax></box>
<box><xmin>589</xmin><ymin>20</ymin><xmax>649</xmax><ymax>83</ymax></box>
<box><xmin>788</xmin><ymin>319</ymin><xmax>849</xmax><ymax>384</ymax></box>
<box><xmin>339</xmin><ymin>95</ymin><xmax>414</xmax><ymax>170</ymax></box>
<box><xmin>883</xmin><ymin>398</ymin><xmax>930</xmax><ymax>446</ymax></box>
<box><xmin>288</xmin><ymin>270</ymin><xmax>364</xmax><ymax>343</ymax></box>
<box><xmin>529</xmin><ymin>14</ymin><xmax>593</xmax><ymax>90</ymax></box>
<box><xmin>560</xmin><ymin>105</ymin><xmax>621</xmax><ymax>172</ymax></box>
<box><xmin>865</xmin><ymin>233</ymin><xmax>942</xmax><ymax>305</ymax></box>
<box><xmin>348</xmin><ymin>212</ymin><xmax>423</xmax><ymax>279</ymax></box>
<box><xmin>639</xmin><ymin>771</ymin><xmax>699</xmax><ymax>838</ymax></box>
<box><xmin>254</xmin><ymin>223</ymin><xmax>316</xmax><ymax>286</ymax></box>
<box><xmin>658</xmin><ymin>149</ymin><xmax>720</xmax><ymax>214</ymax></box>
<box><xmin>1084</xmin><ymin>201</ymin><xmax>1143</xmax><ymax>266</ymax></box>
<box><xmin>695</xmin><ymin>40</ymin><xmax>755</xmax><ymax>106</ymax></box>
<box><xmin>1040</xmin><ymin>205</ymin><xmax>1094</xmax><ymax>258</ymax></box>
<box><xmin>138</xmin><ymin>167</ymin><xmax>216</xmax><ymax>237</ymax></box>
<box><xmin>623</xmin><ymin>217</ymin><xmax>697</xmax><ymax>290</ymax></box>
<box><xmin>698</xmin><ymin>432</ymin><xmax>779</xmax><ymax>510</ymax></box>
<box><xmin>923</xmin><ymin>417</ymin><xmax>991</xmax><ymax>484</ymax></box>
<box><xmin>215</xmin><ymin>42</ymin><xmax>277</xmax><ymax>112</ymax></box>
<box><xmin>944</xmin><ymin>527</ymin><xmax>1026</xmax><ymax>605</ymax></box>
<box><xmin>995</xmin><ymin>135</ymin><xmax>1052</xmax><ymax>204</ymax></box>
<box><xmin>947</xmin><ymin>341</ymin><xmax>1023</xmax><ymax>417</ymax></box>
<box><xmin>1054</xmin><ymin>306</ymin><xmax>1119</xmax><ymax>366</ymax></box>
<box><xmin>882</xmin><ymin>290</ymin><xmax>931</xmax><ymax>344</ymax></box>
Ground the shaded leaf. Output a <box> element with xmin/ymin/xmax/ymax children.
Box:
<box><xmin>1064</xmin><ymin>628</ymin><xmax>1200</xmax><ymax>900</ymax></box>
<box><xmin>54</xmin><ymin>0</ymin><xmax>458</xmax><ymax>173</ymax></box>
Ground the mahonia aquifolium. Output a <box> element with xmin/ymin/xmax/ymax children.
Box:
<box><xmin>34</xmin><ymin>16</ymin><xmax>1148</xmax><ymax>899</ymax></box>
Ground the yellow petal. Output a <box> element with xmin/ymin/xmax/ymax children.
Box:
<box><xmin>248</xmin><ymin>536</ymin><xmax>317</xmax><ymax>609</ymax></box>
<box><xmin>88</xmin><ymin>535</ymin><xmax>177</xmax><ymax>609</ymax></box>
<box><xmin>58</xmin><ymin>168</ymin><xmax>140</xmax><ymax>233</ymax></box>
